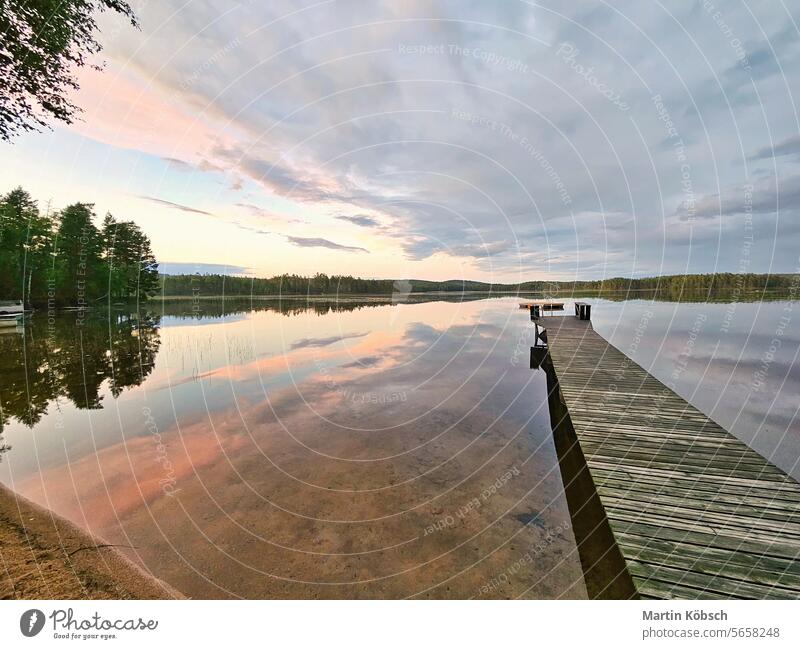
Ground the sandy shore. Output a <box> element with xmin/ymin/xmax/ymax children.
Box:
<box><xmin>0</xmin><ymin>483</ymin><xmax>182</xmax><ymax>599</ymax></box>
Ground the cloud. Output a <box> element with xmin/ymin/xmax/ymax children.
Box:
<box><xmin>675</xmin><ymin>174</ymin><xmax>800</xmax><ymax>220</ymax></box>
<box><xmin>235</xmin><ymin>202</ymin><xmax>307</xmax><ymax>225</ymax></box>
<box><xmin>286</xmin><ymin>236</ymin><xmax>369</xmax><ymax>253</ymax></box>
<box><xmin>159</xmin><ymin>262</ymin><xmax>252</xmax><ymax>275</ymax></box>
<box><xmin>140</xmin><ymin>197</ymin><xmax>276</xmax><ymax>237</ymax></box>
<box><xmin>750</xmin><ymin>134</ymin><xmax>800</xmax><ymax>161</ymax></box>
<box><xmin>161</xmin><ymin>156</ymin><xmax>226</xmax><ymax>174</ymax></box>
<box><xmin>162</xmin><ymin>157</ymin><xmax>193</xmax><ymax>170</ymax></box>
<box><xmin>341</xmin><ymin>355</ymin><xmax>383</xmax><ymax>368</ymax></box>
<box><xmin>54</xmin><ymin>2</ymin><xmax>800</xmax><ymax>277</ymax></box>
<box><xmin>290</xmin><ymin>332</ymin><xmax>368</xmax><ymax>350</ymax></box>
<box><xmin>215</xmin><ymin>145</ymin><xmax>340</xmax><ymax>203</ymax></box>
<box><xmin>449</xmin><ymin>240</ymin><xmax>514</xmax><ymax>258</ymax></box>
<box><xmin>232</xmin><ymin>222</ymin><xmax>273</xmax><ymax>236</ymax></box>
<box><xmin>335</xmin><ymin>214</ymin><xmax>381</xmax><ymax>227</ymax></box>
<box><xmin>138</xmin><ymin>195</ymin><xmax>214</xmax><ymax>216</ymax></box>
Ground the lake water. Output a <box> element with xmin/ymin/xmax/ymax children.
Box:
<box><xmin>0</xmin><ymin>294</ymin><xmax>797</xmax><ymax>598</ymax></box>
<box><xmin>590</xmin><ymin>297</ymin><xmax>800</xmax><ymax>481</ymax></box>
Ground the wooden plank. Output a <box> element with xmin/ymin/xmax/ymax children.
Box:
<box><xmin>600</xmin><ymin>495</ymin><xmax>800</xmax><ymax>538</ymax></box>
<box><xmin>580</xmin><ymin>447</ymin><xmax>790</xmax><ymax>478</ymax></box>
<box><xmin>597</xmin><ymin>486</ymin><xmax>800</xmax><ymax>527</ymax></box>
<box><xmin>616</xmin><ymin>520</ymin><xmax>800</xmax><ymax>562</ymax></box>
<box><xmin>587</xmin><ymin>459</ymin><xmax>797</xmax><ymax>491</ymax></box>
<box><xmin>594</xmin><ymin>478</ymin><xmax>800</xmax><ymax>520</ymax></box>
<box><xmin>634</xmin><ymin>581</ymin><xmax>723</xmax><ymax>600</ymax></box>
<box><xmin>579</xmin><ymin>440</ymin><xmax>784</xmax><ymax>471</ymax></box>
<box><xmin>607</xmin><ymin>509</ymin><xmax>800</xmax><ymax>549</ymax></box>
<box><xmin>616</xmin><ymin>533</ymin><xmax>800</xmax><ymax>590</ymax></box>
<box><xmin>628</xmin><ymin>561</ymin><xmax>798</xmax><ymax>599</ymax></box>
<box><xmin>541</xmin><ymin>314</ymin><xmax>800</xmax><ymax>600</ymax></box>
<box><xmin>578</xmin><ymin>428</ymin><xmax>766</xmax><ymax>450</ymax></box>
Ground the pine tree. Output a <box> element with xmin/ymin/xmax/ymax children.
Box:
<box><xmin>53</xmin><ymin>202</ymin><xmax>103</xmax><ymax>306</ymax></box>
<box><xmin>100</xmin><ymin>215</ymin><xmax>159</xmax><ymax>300</ymax></box>
<box><xmin>0</xmin><ymin>187</ymin><xmax>54</xmax><ymax>304</ymax></box>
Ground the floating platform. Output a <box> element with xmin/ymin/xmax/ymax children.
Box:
<box><xmin>519</xmin><ymin>300</ymin><xmax>564</xmax><ymax>310</ymax></box>
<box><xmin>538</xmin><ymin>313</ymin><xmax>800</xmax><ymax>599</ymax></box>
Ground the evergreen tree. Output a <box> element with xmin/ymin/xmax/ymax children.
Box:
<box><xmin>100</xmin><ymin>213</ymin><xmax>124</xmax><ymax>300</ymax></box>
<box><xmin>0</xmin><ymin>187</ymin><xmax>54</xmax><ymax>303</ymax></box>
<box><xmin>101</xmin><ymin>213</ymin><xmax>159</xmax><ymax>301</ymax></box>
<box><xmin>53</xmin><ymin>202</ymin><xmax>103</xmax><ymax>306</ymax></box>
<box><xmin>1</xmin><ymin>187</ymin><xmax>161</xmax><ymax>306</ymax></box>
<box><xmin>134</xmin><ymin>228</ymin><xmax>160</xmax><ymax>298</ymax></box>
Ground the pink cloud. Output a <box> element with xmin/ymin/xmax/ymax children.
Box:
<box><xmin>69</xmin><ymin>64</ymin><xmax>238</xmax><ymax>169</ymax></box>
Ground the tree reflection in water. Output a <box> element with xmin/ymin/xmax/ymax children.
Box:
<box><xmin>0</xmin><ymin>293</ymin><xmax>500</xmax><ymax>461</ymax></box>
<box><xmin>0</xmin><ymin>310</ymin><xmax>161</xmax><ymax>459</ymax></box>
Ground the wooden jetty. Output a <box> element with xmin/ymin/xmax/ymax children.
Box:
<box><xmin>535</xmin><ymin>310</ymin><xmax>800</xmax><ymax>599</ymax></box>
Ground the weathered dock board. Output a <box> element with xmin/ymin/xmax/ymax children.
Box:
<box><xmin>542</xmin><ymin>315</ymin><xmax>800</xmax><ymax>599</ymax></box>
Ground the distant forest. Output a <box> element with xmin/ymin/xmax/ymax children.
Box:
<box><xmin>161</xmin><ymin>272</ymin><xmax>797</xmax><ymax>299</ymax></box>
<box><xmin>0</xmin><ymin>187</ymin><xmax>159</xmax><ymax>306</ymax></box>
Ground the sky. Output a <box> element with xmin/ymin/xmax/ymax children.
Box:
<box><xmin>1</xmin><ymin>0</ymin><xmax>799</xmax><ymax>282</ymax></box>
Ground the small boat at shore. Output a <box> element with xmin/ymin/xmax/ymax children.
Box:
<box><xmin>0</xmin><ymin>301</ymin><xmax>25</xmax><ymax>327</ymax></box>
<box><xmin>0</xmin><ymin>300</ymin><xmax>23</xmax><ymax>316</ymax></box>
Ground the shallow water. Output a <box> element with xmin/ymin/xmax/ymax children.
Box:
<box><xmin>1</xmin><ymin>294</ymin><xmax>797</xmax><ymax>598</ymax></box>
<box><xmin>0</xmin><ymin>297</ymin><xmax>584</xmax><ymax>598</ymax></box>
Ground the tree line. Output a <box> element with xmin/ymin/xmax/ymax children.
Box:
<box><xmin>0</xmin><ymin>187</ymin><xmax>159</xmax><ymax>306</ymax></box>
<box><xmin>161</xmin><ymin>272</ymin><xmax>798</xmax><ymax>298</ymax></box>
<box><xmin>537</xmin><ymin>273</ymin><xmax>797</xmax><ymax>298</ymax></box>
<box><xmin>160</xmin><ymin>273</ymin><xmax>398</xmax><ymax>297</ymax></box>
